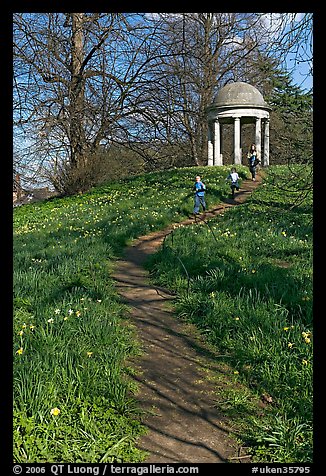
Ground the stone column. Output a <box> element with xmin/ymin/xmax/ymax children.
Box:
<box><xmin>234</xmin><ymin>117</ymin><xmax>241</xmax><ymax>165</ymax></box>
<box><xmin>263</xmin><ymin>118</ymin><xmax>270</xmax><ymax>166</ymax></box>
<box><xmin>207</xmin><ymin>121</ymin><xmax>213</xmax><ymax>166</ymax></box>
<box><xmin>213</xmin><ymin>119</ymin><xmax>222</xmax><ymax>165</ymax></box>
<box><xmin>220</xmin><ymin>123</ymin><xmax>224</xmax><ymax>164</ymax></box>
<box><xmin>255</xmin><ymin>117</ymin><xmax>262</xmax><ymax>161</ymax></box>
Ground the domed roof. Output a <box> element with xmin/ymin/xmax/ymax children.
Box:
<box><xmin>213</xmin><ymin>81</ymin><xmax>269</xmax><ymax>108</ymax></box>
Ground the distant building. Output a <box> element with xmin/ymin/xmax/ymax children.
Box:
<box><xmin>13</xmin><ymin>185</ymin><xmax>57</xmax><ymax>207</ymax></box>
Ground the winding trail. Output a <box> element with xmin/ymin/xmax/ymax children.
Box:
<box><xmin>112</xmin><ymin>176</ymin><xmax>261</xmax><ymax>463</ymax></box>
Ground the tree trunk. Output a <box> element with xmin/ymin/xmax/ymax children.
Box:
<box><xmin>70</xmin><ymin>13</ymin><xmax>86</xmax><ymax>168</ymax></box>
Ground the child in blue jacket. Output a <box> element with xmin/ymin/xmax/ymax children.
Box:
<box><xmin>193</xmin><ymin>175</ymin><xmax>206</xmax><ymax>214</ymax></box>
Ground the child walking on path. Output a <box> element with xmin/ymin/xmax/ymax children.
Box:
<box><xmin>226</xmin><ymin>167</ymin><xmax>240</xmax><ymax>199</ymax></box>
<box><xmin>193</xmin><ymin>175</ymin><xmax>206</xmax><ymax>214</ymax></box>
<box><xmin>247</xmin><ymin>143</ymin><xmax>260</xmax><ymax>181</ymax></box>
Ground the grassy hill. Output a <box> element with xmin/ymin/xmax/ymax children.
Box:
<box><xmin>13</xmin><ymin>165</ymin><xmax>312</xmax><ymax>463</ymax></box>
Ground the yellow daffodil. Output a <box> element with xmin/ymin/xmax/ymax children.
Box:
<box><xmin>50</xmin><ymin>407</ymin><xmax>60</xmax><ymax>416</ymax></box>
<box><xmin>288</xmin><ymin>342</ymin><xmax>294</xmax><ymax>348</ymax></box>
<box><xmin>283</xmin><ymin>327</ymin><xmax>289</xmax><ymax>331</ymax></box>
<box><xmin>302</xmin><ymin>331</ymin><xmax>311</xmax><ymax>338</ymax></box>
<box><xmin>86</xmin><ymin>352</ymin><xmax>93</xmax><ymax>358</ymax></box>
<box><xmin>16</xmin><ymin>347</ymin><xmax>23</xmax><ymax>355</ymax></box>
<box><xmin>302</xmin><ymin>359</ymin><xmax>308</xmax><ymax>366</ymax></box>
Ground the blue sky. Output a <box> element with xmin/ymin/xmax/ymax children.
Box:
<box><xmin>262</xmin><ymin>13</ymin><xmax>313</xmax><ymax>92</ymax></box>
<box><xmin>291</xmin><ymin>62</ymin><xmax>312</xmax><ymax>92</ymax></box>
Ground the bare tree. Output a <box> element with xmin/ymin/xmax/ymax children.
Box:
<box><xmin>257</xmin><ymin>13</ymin><xmax>312</xmax><ymax>88</ymax></box>
<box><xmin>13</xmin><ymin>13</ymin><xmax>175</xmax><ymax>193</ymax></box>
<box><xmin>138</xmin><ymin>13</ymin><xmax>268</xmax><ymax>165</ymax></box>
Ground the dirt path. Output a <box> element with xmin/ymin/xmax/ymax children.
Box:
<box><xmin>112</xmin><ymin>176</ymin><xmax>261</xmax><ymax>463</ymax></box>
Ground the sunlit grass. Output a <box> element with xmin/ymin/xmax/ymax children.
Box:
<box><xmin>13</xmin><ymin>164</ymin><xmax>312</xmax><ymax>463</ymax></box>
<box><xmin>14</xmin><ymin>166</ymin><xmax>245</xmax><ymax>462</ymax></box>
<box><xmin>146</xmin><ymin>165</ymin><xmax>313</xmax><ymax>462</ymax></box>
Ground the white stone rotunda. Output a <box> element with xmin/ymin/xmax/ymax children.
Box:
<box><xmin>206</xmin><ymin>81</ymin><xmax>271</xmax><ymax>167</ymax></box>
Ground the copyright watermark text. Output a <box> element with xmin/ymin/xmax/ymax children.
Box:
<box><xmin>13</xmin><ymin>465</ymin><xmax>199</xmax><ymax>476</ymax></box>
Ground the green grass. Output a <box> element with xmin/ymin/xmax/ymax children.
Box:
<box><xmin>13</xmin><ymin>164</ymin><xmax>313</xmax><ymax>463</ymax></box>
<box><xmin>145</xmin><ymin>165</ymin><xmax>313</xmax><ymax>463</ymax></box>
<box><xmin>13</xmin><ymin>165</ymin><xmax>244</xmax><ymax>463</ymax></box>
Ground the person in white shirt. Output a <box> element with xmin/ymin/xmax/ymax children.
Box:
<box><xmin>227</xmin><ymin>167</ymin><xmax>240</xmax><ymax>199</ymax></box>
